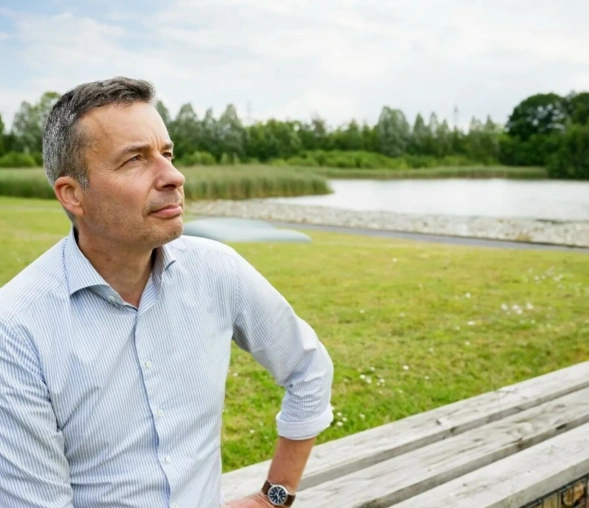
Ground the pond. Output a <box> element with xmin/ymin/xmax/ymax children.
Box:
<box><xmin>267</xmin><ymin>179</ymin><xmax>589</xmax><ymax>221</ymax></box>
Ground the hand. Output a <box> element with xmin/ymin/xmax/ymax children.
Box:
<box><xmin>222</xmin><ymin>491</ymin><xmax>274</xmax><ymax>508</ymax></box>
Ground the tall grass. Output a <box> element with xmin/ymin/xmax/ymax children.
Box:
<box><xmin>0</xmin><ymin>166</ymin><xmax>331</xmax><ymax>200</ymax></box>
<box><xmin>295</xmin><ymin>165</ymin><xmax>549</xmax><ymax>180</ymax></box>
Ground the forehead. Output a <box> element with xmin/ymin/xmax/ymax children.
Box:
<box><xmin>80</xmin><ymin>102</ymin><xmax>170</xmax><ymax>149</ymax></box>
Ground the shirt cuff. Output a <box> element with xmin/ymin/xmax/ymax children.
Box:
<box><xmin>275</xmin><ymin>405</ymin><xmax>334</xmax><ymax>440</ymax></box>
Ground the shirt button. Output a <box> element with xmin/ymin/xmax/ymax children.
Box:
<box><xmin>164</xmin><ymin>455</ymin><xmax>172</xmax><ymax>464</ymax></box>
<box><xmin>108</xmin><ymin>295</ymin><xmax>116</xmax><ymax>303</ymax></box>
<box><xmin>156</xmin><ymin>409</ymin><xmax>164</xmax><ymax>418</ymax></box>
<box><xmin>144</xmin><ymin>361</ymin><xmax>152</xmax><ymax>369</ymax></box>
<box><xmin>171</xmin><ymin>504</ymin><xmax>180</xmax><ymax>508</ymax></box>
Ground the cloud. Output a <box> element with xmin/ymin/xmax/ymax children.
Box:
<box><xmin>0</xmin><ymin>0</ymin><xmax>588</xmax><ymax>130</ymax></box>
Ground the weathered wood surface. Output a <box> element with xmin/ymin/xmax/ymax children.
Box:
<box><xmin>293</xmin><ymin>386</ymin><xmax>589</xmax><ymax>507</ymax></box>
<box><xmin>222</xmin><ymin>361</ymin><xmax>589</xmax><ymax>501</ymax></box>
<box><xmin>392</xmin><ymin>421</ymin><xmax>589</xmax><ymax>508</ymax></box>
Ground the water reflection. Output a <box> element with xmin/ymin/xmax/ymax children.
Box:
<box><xmin>268</xmin><ymin>179</ymin><xmax>589</xmax><ymax>221</ymax></box>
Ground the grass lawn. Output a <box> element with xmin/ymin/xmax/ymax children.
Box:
<box><xmin>1</xmin><ymin>196</ymin><xmax>589</xmax><ymax>472</ymax></box>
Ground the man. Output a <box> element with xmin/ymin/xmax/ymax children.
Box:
<box><xmin>0</xmin><ymin>77</ymin><xmax>334</xmax><ymax>508</ymax></box>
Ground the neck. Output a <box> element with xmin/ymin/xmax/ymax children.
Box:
<box><xmin>75</xmin><ymin>228</ymin><xmax>154</xmax><ymax>307</ymax></box>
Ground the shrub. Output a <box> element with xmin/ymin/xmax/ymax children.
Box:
<box><xmin>176</xmin><ymin>151</ymin><xmax>217</xmax><ymax>167</ymax></box>
<box><xmin>0</xmin><ymin>152</ymin><xmax>38</xmax><ymax>168</ymax></box>
<box><xmin>547</xmin><ymin>125</ymin><xmax>589</xmax><ymax>180</ymax></box>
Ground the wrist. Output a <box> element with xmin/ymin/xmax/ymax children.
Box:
<box><xmin>262</xmin><ymin>479</ymin><xmax>296</xmax><ymax>506</ymax></box>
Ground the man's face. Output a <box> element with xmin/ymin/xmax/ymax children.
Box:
<box><xmin>76</xmin><ymin>101</ymin><xmax>185</xmax><ymax>250</ymax></box>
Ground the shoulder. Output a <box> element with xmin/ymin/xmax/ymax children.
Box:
<box><xmin>167</xmin><ymin>234</ymin><xmax>244</xmax><ymax>267</ymax></box>
<box><xmin>0</xmin><ymin>238</ymin><xmax>68</xmax><ymax>324</ymax></box>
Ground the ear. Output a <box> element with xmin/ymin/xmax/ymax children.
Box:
<box><xmin>54</xmin><ymin>176</ymin><xmax>85</xmax><ymax>219</ymax></box>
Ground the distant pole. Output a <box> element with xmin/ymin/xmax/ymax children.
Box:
<box><xmin>453</xmin><ymin>106</ymin><xmax>459</xmax><ymax>130</ymax></box>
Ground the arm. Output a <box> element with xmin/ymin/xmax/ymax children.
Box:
<box><xmin>0</xmin><ymin>320</ymin><xmax>74</xmax><ymax>508</ymax></box>
<box><xmin>266</xmin><ymin>436</ymin><xmax>316</xmax><ymax>493</ymax></box>
<box><xmin>231</xmin><ymin>253</ymin><xmax>334</xmax><ymax>496</ymax></box>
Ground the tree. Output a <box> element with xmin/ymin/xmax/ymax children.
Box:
<box><xmin>435</xmin><ymin>120</ymin><xmax>452</xmax><ymax>157</ymax></box>
<box><xmin>548</xmin><ymin>124</ymin><xmax>589</xmax><ymax>179</ymax></box>
<box><xmin>506</xmin><ymin>93</ymin><xmax>568</xmax><ymax>141</ymax></box>
<box><xmin>200</xmin><ymin>108</ymin><xmax>221</xmax><ymax>159</ymax></box>
<box><xmin>361</xmin><ymin>123</ymin><xmax>377</xmax><ymax>152</ymax></box>
<box><xmin>155</xmin><ymin>100</ymin><xmax>172</xmax><ymax>126</ymax></box>
<box><xmin>217</xmin><ymin>104</ymin><xmax>246</xmax><ymax>159</ymax></box>
<box><xmin>168</xmin><ymin>103</ymin><xmax>201</xmax><ymax>160</ymax></box>
<box><xmin>466</xmin><ymin>117</ymin><xmax>484</xmax><ymax>161</ymax></box>
<box><xmin>567</xmin><ymin>92</ymin><xmax>589</xmax><ymax>126</ymax></box>
<box><xmin>479</xmin><ymin>116</ymin><xmax>501</xmax><ymax>162</ymax></box>
<box><xmin>332</xmin><ymin>120</ymin><xmax>363</xmax><ymax>151</ymax></box>
<box><xmin>12</xmin><ymin>91</ymin><xmax>61</xmax><ymax>154</ymax></box>
<box><xmin>0</xmin><ymin>113</ymin><xmax>5</xmax><ymax>156</ymax></box>
<box><xmin>376</xmin><ymin>107</ymin><xmax>410</xmax><ymax>157</ymax></box>
<box><xmin>409</xmin><ymin>113</ymin><xmax>430</xmax><ymax>155</ymax></box>
<box><xmin>264</xmin><ymin>120</ymin><xmax>302</xmax><ymax>159</ymax></box>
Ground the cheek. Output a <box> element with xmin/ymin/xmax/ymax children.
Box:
<box><xmin>85</xmin><ymin>179</ymin><xmax>147</xmax><ymax>221</ymax></box>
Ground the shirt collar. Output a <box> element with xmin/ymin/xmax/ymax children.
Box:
<box><xmin>64</xmin><ymin>227</ymin><xmax>177</xmax><ymax>297</ymax></box>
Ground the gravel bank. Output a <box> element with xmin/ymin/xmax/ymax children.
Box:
<box><xmin>187</xmin><ymin>200</ymin><xmax>589</xmax><ymax>248</ymax></box>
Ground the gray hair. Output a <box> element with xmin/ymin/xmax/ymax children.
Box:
<box><xmin>42</xmin><ymin>77</ymin><xmax>156</xmax><ymax>221</ymax></box>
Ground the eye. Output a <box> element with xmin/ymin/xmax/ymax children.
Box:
<box><xmin>163</xmin><ymin>152</ymin><xmax>174</xmax><ymax>160</ymax></box>
<box><xmin>126</xmin><ymin>155</ymin><xmax>141</xmax><ymax>164</ymax></box>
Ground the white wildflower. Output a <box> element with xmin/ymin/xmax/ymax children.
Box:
<box><xmin>403</xmin><ymin>365</ymin><xmax>409</xmax><ymax>371</ymax></box>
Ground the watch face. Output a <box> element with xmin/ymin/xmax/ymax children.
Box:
<box><xmin>267</xmin><ymin>485</ymin><xmax>288</xmax><ymax>505</ymax></box>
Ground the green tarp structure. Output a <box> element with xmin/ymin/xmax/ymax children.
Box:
<box><xmin>183</xmin><ymin>217</ymin><xmax>311</xmax><ymax>243</ymax></box>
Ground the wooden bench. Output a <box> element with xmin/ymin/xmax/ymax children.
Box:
<box><xmin>221</xmin><ymin>361</ymin><xmax>589</xmax><ymax>507</ymax></box>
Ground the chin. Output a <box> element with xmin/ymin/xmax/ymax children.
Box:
<box><xmin>160</xmin><ymin>219</ymin><xmax>184</xmax><ymax>244</ymax></box>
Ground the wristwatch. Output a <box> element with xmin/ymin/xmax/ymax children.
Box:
<box><xmin>262</xmin><ymin>480</ymin><xmax>296</xmax><ymax>506</ymax></box>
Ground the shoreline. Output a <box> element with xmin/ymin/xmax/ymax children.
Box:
<box><xmin>187</xmin><ymin>200</ymin><xmax>589</xmax><ymax>248</ymax></box>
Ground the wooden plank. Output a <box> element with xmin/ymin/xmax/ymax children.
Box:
<box><xmin>222</xmin><ymin>361</ymin><xmax>589</xmax><ymax>500</ymax></box>
<box><xmin>293</xmin><ymin>386</ymin><xmax>589</xmax><ymax>507</ymax></box>
<box><xmin>392</xmin><ymin>422</ymin><xmax>589</xmax><ymax>508</ymax></box>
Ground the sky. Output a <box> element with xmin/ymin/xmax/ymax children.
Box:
<box><xmin>0</xmin><ymin>0</ymin><xmax>588</xmax><ymax>130</ymax></box>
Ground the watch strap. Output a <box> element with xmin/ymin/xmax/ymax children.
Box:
<box><xmin>262</xmin><ymin>480</ymin><xmax>296</xmax><ymax>506</ymax></box>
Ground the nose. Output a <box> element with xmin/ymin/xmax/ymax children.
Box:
<box><xmin>156</xmin><ymin>155</ymin><xmax>185</xmax><ymax>190</ymax></box>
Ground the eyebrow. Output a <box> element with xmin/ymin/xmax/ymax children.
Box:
<box><xmin>116</xmin><ymin>141</ymin><xmax>175</xmax><ymax>158</ymax></box>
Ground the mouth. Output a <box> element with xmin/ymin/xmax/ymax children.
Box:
<box><xmin>150</xmin><ymin>203</ymin><xmax>183</xmax><ymax>218</ymax></box>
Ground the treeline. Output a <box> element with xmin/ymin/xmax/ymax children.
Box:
<box><xmin>1</xmin><ymin>90</ymin><xmax>588</xmax><ymax>178</ymax></box>
<box><xmin>500</xmin><ymin>92</ymin><xmax>589</xmax><ymax>179</ymax></box>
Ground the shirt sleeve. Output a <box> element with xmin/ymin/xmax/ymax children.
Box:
<box><xmin>231</xmin><ymin>252</ymin><xmax>334</xmax><ymax>440</ymax></box>
<box><xmin>0</xmin><ymin>319</ymin><xmax>74</xmax><ymax>508</ymax></box>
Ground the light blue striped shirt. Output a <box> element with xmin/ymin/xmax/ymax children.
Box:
<box><xmin>0</xmin><ymin>228</ymin><xmax>334</xmax><ymax>508</ymax></box>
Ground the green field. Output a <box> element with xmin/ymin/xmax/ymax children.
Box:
<box><xmin>1</xmin><ymin>197</ymin><xmax>588</xmax><ymax>472</ymax></box>
<box><xmin>0</xmin><ymin>166</ymin><xmax>331</xmax><ymax>200</ymax></box>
